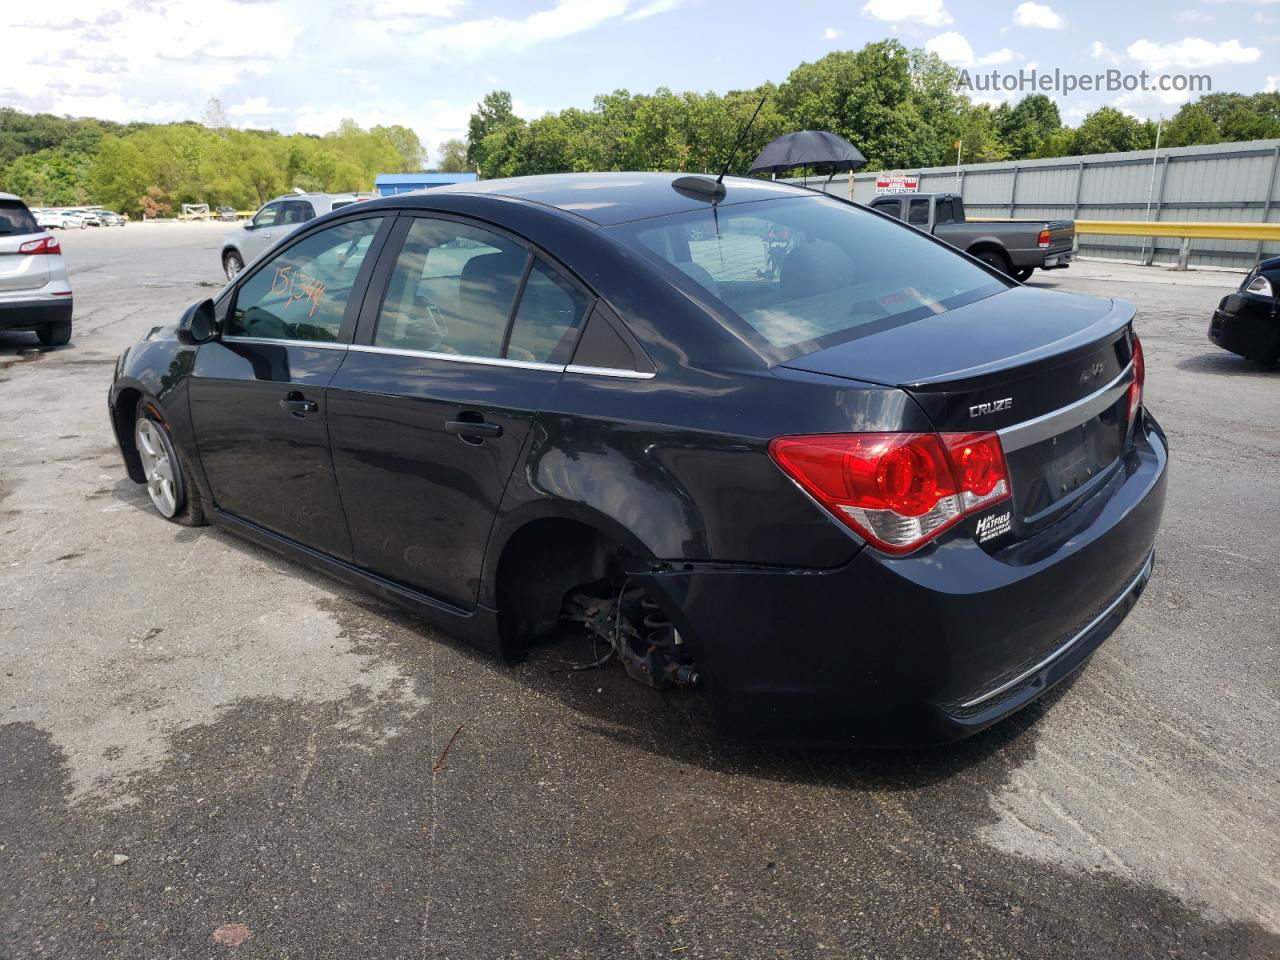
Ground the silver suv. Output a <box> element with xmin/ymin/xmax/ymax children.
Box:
<box><xmin>220</xmin><ymin>191</ymin><xmax>374</xmax><ymax>280</ymax></box>
<box><xmin>0</xmin><ymin>193</ymin><xmax>74</xmax><ymax>346</ymax></box>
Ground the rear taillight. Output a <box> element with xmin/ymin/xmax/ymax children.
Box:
<box><xmin>1037</xmin><ymin>228</ymin><xmax>1051</xmax><ymax>248</ymax></box>
<box><xmin>1128</xmin><ymin>334</ymin><xmax>1145</xmax><ymax>426</ymax></box>
<box><xmin>768</xmin><ymin>431</ymin><xmax>1012</xmax><ymax>554</ymax></box>
<box><xmin>18</xmin><ymin>235</ymin><xmax>60</xmax><ymax>255</ymax></box>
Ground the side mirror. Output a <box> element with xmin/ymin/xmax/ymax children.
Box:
<box><xmin>176</xmin><ymin>298</ymin><xmax>218</xmax><ymax>345</ymax></box>
<box><xmin>242</xmin><ymin>221</ymin><xmax>254</xmax><ymax>230</ymax></box>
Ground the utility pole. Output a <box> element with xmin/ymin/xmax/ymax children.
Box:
<box><xmin>954</xmin><ymin>138</ymin><xmax>963</xmax><ymax>191</ymax></box>
<box><xmin>1139</xmin><ymin>116</ymin><xmax>1163</xmax><ymax>266</ymax></box>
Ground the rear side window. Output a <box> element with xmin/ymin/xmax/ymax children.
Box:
<box><xmin>0</xmin><ymin>199</ymin><xmax>40</xmax><ymax>237</ymax></box>
<box><xmin>907</xmin><ymin>198</ymin><xmax>931</xmax><ymax>226</ymax></box>
<box><xmin>614</xmin><ymin>195</ymin><xmax>1006</xmax><ymax>361</ymax></box>
<box><xmin>375</xmin><ymin>217</ymin><xmax>530</xmax><ymax>358</ymax></box>
<box><xmin>228</xmin><ymin>217</ymin><xmax>384</xmax><ymax>342</ymax></box>
<box><xmin>506</xmin><ymin>260</ymin><xmax>590</xmax><ymax>364</ymax></box>
<box><xmin>278</xmin><ymin>201</ymin><xmax>315</xmax><ymax>225</ymax></box>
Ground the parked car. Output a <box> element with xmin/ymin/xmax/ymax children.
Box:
<box><xmin>35</xmin><ymin>209</ymin><xmax>62</xmax><ymax>229</ymax></box>
<box><xmin>220</xmin><ymin>192</ymin><xmax>374</xmax><ymax>280</ymax></box>
<box><xmin>1208</xmin><ymin>256</ymin><xmax>1280</xmax><ymax>366</ymax></box>
<box><xmin>216</xmin><ymin>206</ymin><xmax>239</xmax><ymax>222</ymax></box>
<box><xmin>95</xmin><ymin>209</ymin><xmax>128</xmax><ymax>227</ymax></box>
<box><xmin>868</xmin><ymin>192</ymin><xmax>1074</xmax><ymax>282</ymax></box>
<box><xmin>0</xmin><ymin>193</ymin><xmax>74</xmax><ymax>345</ymax></box>
<box><xmin>110</xmin><ymin>173</ymin><xmax>1166</xmax><ymax>746</ymax></box>
<box><xmin>71</xmin><ymin>208</ymin><xmax>102</xmax><ymax>228</ymax></box>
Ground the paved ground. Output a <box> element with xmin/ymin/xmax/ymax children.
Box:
<box><xmin>1</xmin><ymin>224</ymin><xmax>1277</xmax><ymax>959</ymax></box>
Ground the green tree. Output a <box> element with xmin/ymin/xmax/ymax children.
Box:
<box><xmin>468</xmin><ymin>91</ymin><xmax>523</xmax><ymax>175</ymax></box>
<box><xmin>437</xmin><ymin>138</ymin><xmax>469</xmax><ymax>172</ymax></box>
<box><xmin>1162</xmin><ymin>103</ymin><xmax>1220</xmax><ymax>147</ymax></box>
<box><xmin>372</xmin><ymin>124</ymin><xmax>426</xmax><ymax>171</ymax></box>
<box><xmin>995</xmin><ymin>95</ymin><xmax>1062</xmax><ymax>159</ymax></box>
<box><xmin>1071</xmin><ymin>107</ymin><xmax>1151</xmax><ymax>155</ymax></box>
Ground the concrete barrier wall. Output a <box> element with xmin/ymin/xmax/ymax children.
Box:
<box><xmin>788</xmin><ymin>139</ymin><xmax>1280</xmax><ymax>270</ymax></box>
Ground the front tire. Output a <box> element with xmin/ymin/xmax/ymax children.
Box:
<box><xmin>134</xmin><ymin>408</ymin><xmax>207</xmax><ymax>526</ymax></box>
<box><xmin>223</xmin><ymin>250</ymin><xmax>244</xmax><ymax>281</ymax></box>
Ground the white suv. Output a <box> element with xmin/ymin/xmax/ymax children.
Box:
<box><xmin>0</xmin><ymin>193</ymin><xmax>74</xmax><ymax>346</ymax></box>
<box><xmin>220</xmin><ymin>191</ymin><xmax>374</xmax><ymax>280</ymax></box>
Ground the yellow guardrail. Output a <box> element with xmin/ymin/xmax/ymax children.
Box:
<box><xmin>970</xmin><ymin>216</ymin><xmax>1280</xmax><ymax>241</ymax></box>
<box><xmin>967</xmin><ymin>216</ymin><xmax>1279</xmax><ymax>268</ymax></box>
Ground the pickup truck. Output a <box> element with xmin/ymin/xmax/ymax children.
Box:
<box><xmin>867</xmin><ymin>192</ymin><xmax>1074</xmax><ymax>282</ymax></box>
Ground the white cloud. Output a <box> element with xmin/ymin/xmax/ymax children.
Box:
<box><xmin>861</xmin><ymin>0</ymin><xmax>952</xmax><ymax>27</ymax></box>
<box><xmin>1126</xmin><ymin>36</ymin><xmax>1260</xmax><ymax>70</ymax></box>
<box><xmin>925</xmin><ymin>32</ymin><xmax>1017</xmax><ymax>67</ymax></box>
<box><xmin>926</xmin><ymin>31</ymin><xmax>975</xmax><ymax>65</ymax></box>
<box><xmin>407</xmin><ymin>0</ymin><xmax>630</xmax><ymax>58</ymax></box>
<box><xmin>226</xmin><ymin>97</ymin><xmax>286</xmax><ymax>117</ymax></box>
<box><xmin>365</xmin><ymin>0</ymin><xmax>465</xmax><ymax>17</ymax></box>
<box><xmin>979</xmin><ymin>47</ymin><xmax>1018</xmax><ymax>65</ymax></box>
<box><xmin>1089</xmin><ymin>40</ymin><xmax>1126</xmax><ymax>64</ymax></box>
<box><xmin>625</xmin><ymin>0</ymin><xmax>683</xmax><ymax>20</ymax></box>
<box><xmin>1013</xmin><ymin>2</ymin><xmax>1065</xmax><ymax>29</ymax></box>
<box><xmin>823</xmin><ymin>26</ymin><xmax>842</xmax><ymax>39</ymax></box>
<box><xmin>1266</xmin><ymin>75</ymin><xmax>1280</xmax><ymax>92</ymax></box>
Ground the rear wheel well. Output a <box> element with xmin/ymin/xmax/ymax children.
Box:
<box><xmin>494</xmin><ymin>518</ymin><xmax>623</xmax><ymax>654</ymax></box>
<box><xmin>967</xmin><ymin>243</ymin><xmax>1011</xmax><ymax>273</ymax></box>
<box><xmin>113</xmin><ymin>387</ymin><xmax>146</xmax><ymax>481</ymax></box>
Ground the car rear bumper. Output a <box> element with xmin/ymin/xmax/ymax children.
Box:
<box><xmin>641</xmin><ymin>412</ymin><xmax>1168</xmax><ymax>747</ymax></box>
<box><xmin>0</xmin><ymin>297</ymin><xmax>73</xmax><ymax>330</ymax></box>
<box><xmin>1209</xmin><ymin>302</ymin><xmax>1279</xmax><ymax>363</ymax></box>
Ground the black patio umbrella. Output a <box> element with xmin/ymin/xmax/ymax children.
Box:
<box><xmin>747</xmin><ymin>130</ymin><xmax>867</xmax><ymax>176</ymax></box>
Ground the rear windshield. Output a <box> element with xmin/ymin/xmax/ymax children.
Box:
<box><xmin>611</xmin><ymin>195</ymin><xmax>1007</xmax><ymax>362</ymax></box>
<box><xmin>0</xmin><ymin>199</ymin><xmax>40</xmax><ymax>237</ymax></box>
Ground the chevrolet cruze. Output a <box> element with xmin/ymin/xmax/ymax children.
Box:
<box><xmin>109</xmin><ymin>174</ymin><xmax>1168</xmax><ymax>745</ymax></box>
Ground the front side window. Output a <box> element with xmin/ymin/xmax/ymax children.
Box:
<box><xmin>375</xmin><ymin>218</ymin><xmax>530</xmax><ymax>358</ymax></box>
<box><xmin>872</xmin><ymin>198</ymin><xmax>902</xmax><ymax>220</ymax></box>
<box><xmin>252</xmin><ymin>202</ymin><xmax>282</xmax><ymax>228</ymax></box>
<box><xmin>228</xmin><ymin>217</ymin><xmax>383</xmax><ymax>342</ymax></box>
<box><xmin>613</xmin><ymin>195</ymin><xmax>1007</xmax><ymax>361</ymax></box>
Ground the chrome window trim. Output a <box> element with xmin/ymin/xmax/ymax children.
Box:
<box><xmin>959</xmin><ymin>549</ymin><xmax>1154</xmax><ymax>710</ymax></box>
<box><xmin>564</xmin><ymin>364</ymin><xmax>656</xmax><ymax>380</ymax></box>
<box><xmin>221</xmin><ymin>335</ymin><xmax>348</xmax><ymax>351</ymax></box>
<box><xmin>348</xmin><ymin>343</ymin><xmax>563</xmax><ymax>372</ymax></box>
<box><xmin>998</xmin><ymin>360</ymin><xmax>1133</xmax><ymax>453</ymax></box>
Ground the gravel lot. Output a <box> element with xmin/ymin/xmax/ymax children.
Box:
<box><xmin>1</xmin><ymin>223</ymin><xmax>1277</xmax><ymax>959</ymax></box>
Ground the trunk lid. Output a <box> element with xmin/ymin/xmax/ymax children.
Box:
<box><xmin>782</xmin><ymin>285</ymin><xmax>1138</xmax><ymax>537</ymax></box>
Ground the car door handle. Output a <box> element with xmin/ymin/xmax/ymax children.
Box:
<box><xmin>279</xmin><ymin>392</ymin><xmax>319</xmax><ymax>418</ymax></box>
<box><xmin>445</xmin><ymin>419</ymin><xmax>502</xmax><ymax>439</ymax></box>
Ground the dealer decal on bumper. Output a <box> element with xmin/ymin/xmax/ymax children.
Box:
<box><xmin>975</xmin><ymin>511</ymin><xmax>1012</xmax><ymax>543</ymax></box>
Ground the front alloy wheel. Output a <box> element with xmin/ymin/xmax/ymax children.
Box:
<box><xmin>135</xmin><ymin>417</ymin><xmax>183</xmax><ymax>518</ymax></box>
<box><xmin>224</xmin><ymin>250</ymin><xmax>244</xmax><ymax>281</ymax></box>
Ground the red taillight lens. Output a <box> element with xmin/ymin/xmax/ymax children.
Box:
<box><xmin>1128</xmin><ymin>334</ymin><xmax>1145</xmax><ymax>425</ymax></box>
<box><xmin>1037</xmin><ymin>228</ymin><xmax>1051</xmax><ymax>248</ymax></box>
<box><xmin>768</xmin><ymin>431</ymin><xmax>1012</xmax><ymax>554</ymax></box>
<box><xmin>18</xmin><ymin>235</ymin><xmax>60</xmax><ymax>255</ymax></box>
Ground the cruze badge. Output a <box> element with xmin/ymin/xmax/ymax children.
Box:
<box><xmin>1079</xmin><ymin>361</ymin><xmax>1105</xmax><ymax>384</ymax></box>
<box><xmin>969</xmin><ymin>397</ymin><xmax>1012</xmax><ymax>418</ymax></box>
<box><xmin>975</xmin><ymin>511</ymin><xmax>1012</xmax><ymax>542</ymax></box>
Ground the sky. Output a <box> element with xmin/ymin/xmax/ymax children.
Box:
<box><xmin>2</xmin><ymin>0</ymin><xmax>1279</xmax><ymax>164</ymax></box>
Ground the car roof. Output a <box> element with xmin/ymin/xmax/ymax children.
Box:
<box><xmin>394</xmin><ymin>172</ymin><xmax>819</xmax><ymax>226</ymax></box>
<box><xmin>0</xmin><ymin>192</ymin><xmax>24</xmax><ymax>203</ymax></box>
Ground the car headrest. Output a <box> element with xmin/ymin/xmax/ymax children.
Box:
<box><xmin>459</xmin><ymin>250</ymin><xmax>525</xmax><ymax>322</ymax></box>
<box><xmin>780</xmin><ymin>239</ymin><xmax>854</xmax><ymax>300</ymax></box>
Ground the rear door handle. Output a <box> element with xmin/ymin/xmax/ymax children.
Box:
<box><xmin>279</xmin><ymin>391</ymin><xmax>319</xmax><ymax>418</ymax></box>
<box><xmin>445</xmin><ymin>419</ymin><xmax>502</xmax><ymax>439</ymax></box>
